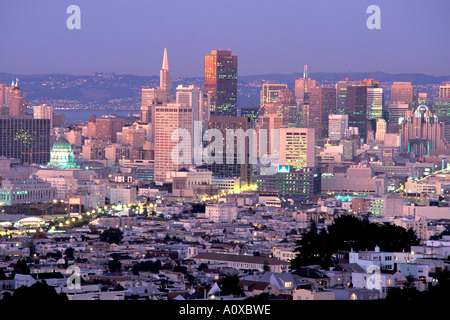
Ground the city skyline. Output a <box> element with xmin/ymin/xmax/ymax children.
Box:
<box><xmin>1</xmin><ymin>1</ymin><xmax>449</xmax><ymax>77</ymax></box>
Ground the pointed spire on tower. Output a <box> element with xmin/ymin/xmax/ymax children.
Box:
<box><xmin>303</xmin><ymin>65</ymin><xmax>308</xmax><ymax>79</ymax></box>
<box><xmin>162</xmin><ymin>47</ymin><xmax>169</xmax><ymax>70</ymax></box>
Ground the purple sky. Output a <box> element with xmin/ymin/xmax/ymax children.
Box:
<box><xmin>1</xmin><ymin>0</ymin><xmax>449</xmax><ymax>77</ymax></box>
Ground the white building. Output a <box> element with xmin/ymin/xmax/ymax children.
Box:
<box><xmin>0</xmin><ymin>178</ymin><xmax>57</xmax><ymax>205</ymax></box>
<box><xmin>328</xmin><ymin>114</ymin><xmax>348</xmax><ymax>141</ymax></box>
<box><xmin>205</xmin><ymin>203</ymin><xmax>238</xmax><ymax>223</ymax></box>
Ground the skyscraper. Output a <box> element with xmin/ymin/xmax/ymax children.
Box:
<box><xmin>279</xmin><ymin>128</ymin><xmax>316</xmax><ymax>170</ymax></box>
<box><xmin>308</xmin><ymin>87</ymin><xmax>336</xmax><ymax>138</ymax></box>
<box><xmin>260</xmin><ymin>83</ymin><xmax>288</xmax><ymax>109</ymax></box>
<box><xmin>176</xmin><ymin>84</ymin><xmax>210</xmax><ymax>132</ymax></box>
<box><xmin>8</xmin><ymin>82</ymin><xmax>27</xmax><ymax>117</ymax></box>
<box><xmin>204</xmin><ymin>49</ymin><xmax>238</xmax><ymax>117</ymax></box>
<box><xmin>387</xmin><ymin>103</ymin><xmax>409</xmax><ymax>134</ymax></box>
<box><xmin>154</xmin><ymin>103</ymin><xmax>193</xmax><ymax>182</ymax></box>
<box><xmin>375</xmin><ymin>118</ymin><xmax>387</xmax><ymax>141</ymax></box>
<box><xmin>33</xmin><ymin>104</ymin><xmax>53</xmax><ymax>126</ymax></box>
<box><xmin>294</xmin><ymin>65</ymin><xmax>316</xmax><ymax>106</ymax></box>
<box><xmin>401</xmin><ymin>105</ymin><xmax>449</xmax><ymax>156</ymax></box>
<box><xmin>335</xmin><ymin>79</ymin><xmax>356</xmax><ymax>115</ymax></box>
<box><xmin>328</xmin><ymin>114</ymin><xmax>348</xmax><ymax>141</ymax></box>
<box><xmin>439</xmin><ymin>82</ymin><xmax>450</xmax><ymax>98</ymax></box>
<box><xmin>346</xmin><ymin>86</ymin><xmax>368</xmax><ymax>141</ymax></box>
<box><xmin>366</xmin><ymin>87</ymin><xmax>384</xmax><ymax>120</ymax></box>
<box><xmin>140</xmin><ymin>48</ymin><xmax>173</xmax><ymax>124</ymax></box>
<box><xmin>0</xmin><ymin>116</ymin><xmax>51</xmax><ymax>164</ymax></box>
<box><xmin>205</xmin><ymin>116</ymin><xmax>252</xmax><ymax>185</ymax></box>
<box><xmin>391</xmin><ymin>82</ymin><xmax>414</xmax><ymax>107</ymax></box>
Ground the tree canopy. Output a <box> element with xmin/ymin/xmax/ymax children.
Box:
<box><xmin>99</xmin><ymin>227</ymin><xmax>124</xmax><ymax>244</ymax></box>
<box><xmin>291</xmin><ymin>215</ymin><xmax>420</xmax><ymax>269</ymax></box>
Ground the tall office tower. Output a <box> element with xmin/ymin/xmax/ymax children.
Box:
<box><xmin>0</xmin><ymin>116</ymin><xmax>51</xmax><ymax>164</ymax></box>
<box><xmin>160</xmin><ymin>47</ymin><xmax>171</xmax><ymax>99</ymax></box>
<box><xmin>294</xmin><ymin>65</ymin><xmax>316</xmax><ymax>106</ymax></box>
<box><xmin>346</xmin><ymin>86</ymin><xmax>368</xmax><ymax>141</ymax></box>
<box><xmin>204</xmin><ymin>49</ymin><xmax>238</xmax><ymax>116</ymax></box>
<box><xmin>260</xmin><ymin>83</ymin><xmax>288</xmax><ymax>109</ymax></box>
<box><xmin>88</xmin><ymin>116</ymin><xmax>125</xmax><ymax>143</ymax></box>
<box><xmin>275</xmin><ymin>87</ymin><xmax>299</xmax><ymax>127</ymax></box>
<box><xmin>439</xmin><ymin>82</ymin><xmax>450</xmax><ymax>98</ymax></box>
<box><xmin>140</xmin><ymin>48</ymin><xmax>174</xmax><ymax>124</ymax></box>
<box><xmin>154</xmin><ymin>103</ymin><xmax>193</xmax><ymax>182</ymax></box>
<box><xmin>401</xmin><ymin>105</ymin><xmax>450</xmax><ymax>156</ymax></box>
<box><xmin>432</xmin><ymin>97</ymin><xmax>450</xmax><ymax>142</ymax></box>
<box><xmin>8</xmin><ymin>82</ymin><xmax>28</xmax><ymax>117</ymax></box>
<box><xmin>0</xmin><ymin>83</ymin><xmax>7</xmax><ymax>105</ymax></box>
<box><xmin>308</xmin><ymin>87</ymin><xmax>336</xmax><ymax>138</ymax></box>
<box><xmin>257</xmin><ymin>127</ymin><xmax>320</xmax><ymax>204</ymax></box>
<box><xmin>255</xmin><ymin>106</ymin><xmax>284</xmax><ymax>158</ymax></box>
<box><xmin>328</xmin><ymin>114</ymin><xmax>348</xmax><ymax>141</ymax></box>
<box><xmin>416</xmin><ymin>92</ymin><xmax>428</xmax><ymax>106</ymax></box>
<box><xmin>205</xmin><ymin>116</ymin><xmax>252</xmax><ymax>185</ymax></box>
<box><xmin>335</xmin><ymin>79</ymin><xmax>356</xmax><ymax>115</ymax></box>
<box><xmin>176</xmin><ymin>84</ymin><xmax>210</xmax><ymax>132</ymax></box>
<box><xmin>33</xmin><ymin>104</ymin><xmax>53</xmax><ymax>125</ymax></box>
<box><xmin>391</xmin><ymin>82</ymin><xmax>414</xmax><ymax>107</ymax></box>
<box><xmin>375</xmin><ymin>118</ymin><xmax>387</xmax><ymax>141</ymax></box>
<box><xmin>279</xmin><ymin>128</ymin><xmax>316</xmax><ymax>170</ymax></box>
<box><xmin>366</xmin><ymin>87</ymin><xmax>384</xmax><ymax>120</ymax></box>
<box><xmin>387</xmin><ymin>103</ymin><xmax>409</xmax><ymax>133</ymax></box>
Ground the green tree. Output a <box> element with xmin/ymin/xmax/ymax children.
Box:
<box><xmin>291</xmin><ymin>215</ymin><xmax>420</xmax><ymax>270</ymax></box>
<box><xmin>108</xmin><ymin>259</ymin><xmax>122</xmax><ymax>273</ymax></box>
<box><xmin>100</xmin><ymin>227</ymin><xmax>123</xmax><ymax>244</ymax></box>
<box><xmin>12</xmin><ymin>259</ymin><xmax>30</xmax><ymax>276</ymax></box>
<box><xmin>64</xmin><ymin>247</ymin><xmax>75</xmax><ymax>260</ymax></box>
<box><xmin>8</xmin><ymin>281</ymin><xmax>68</xmax><ymax>302</ymax></box>
<box><xmin>218</xmin><ymin>275</ymin><xmax>244</xmax><ymax>296</ymax></box>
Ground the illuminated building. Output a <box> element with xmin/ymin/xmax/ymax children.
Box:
<box><xmin>0</xmin><ymin>178</ymin><xmax>56</xmax><ymax>206</ymax></box>
<box><xmin>401</xmin><ymin>105</ymin><xmax>450</xmax><ymax>156</ymax></box>
<box><xmin>47</xmin><ymin>129</ymin><xmax>79</xmax><ymax>169</ymax></box>
<box><xmin>391</xmin><ymin>82</ymin><xmax>414</xmax><ymax>107</ymax></box>
<box><xmin>308</xmin><ymin>87</ymin><xmax>336</xmax><ymax>138</ymax></box>
<box><xmin>260</xmin><ymin>83</ymin><xmax>288</xmax><ymax>109</ymax></box>
<box><xmin>335</xmin><ymin>79</ymin><xmax>356</xmax><ymax>115</ymax></box>
<box><xmin>294</xmin><ymin>65</ymin><xmax>316</xmax><ymax>106</ymax></box>
<box><xmin>8</xmin><ymin>81</ymin><xmax>27</xmax><ymax>117</ymax></box>
<box><xmin>204</xmin><ymin>49</ymin><xmax>238</xmax><ymax>116</ymax></box>
<box><xmin>345</xmin><ymin>86</ymin><xmax>368</xmax><ymax>141</ymax></box>
<box><xmin>387</xmin><ymin>103</ymin><xmax>410</xmax><ymax>134</ymax></box>
<box><xmin>205</xmin><ymin>116</ymin><xmax>252</xmax><ymax>185</ymax></box>
<box><xmin>0</xmin><ymin>116</ymin><xmax>51</xmax><ymax>165</ymax></box>
<box><xmin>328</xmin><ymin>114</ymin><xmax>348</xmax><ymax>141</ymax></box>
<box><xmin>439</xmin><ymin>82</ymin><xmax>450</xmax><ymax>98</ymax></box>
<box><xmin>154</xmin><ymin>103</ymin><xmax>193</xmax><ymax>182</ymax></box>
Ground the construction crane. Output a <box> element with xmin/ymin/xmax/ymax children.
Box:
<box><xmin>21</xmin><ymin>148</ymin><xmax>50</xmax><ymax>165</ymax></box>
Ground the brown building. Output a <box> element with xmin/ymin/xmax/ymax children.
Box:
<box><xmin>204</xmin><ymin>49</ymin><xmax>237</xmax><ymax>116</ymax></box>
<box><xmin>308</xmin><ymin>87</ymin><xmax>336</xmax><ymax>138</ymax></box>
<box><xmin>205</xmin><ymin>116</ymin><xmax>252</xmax><ymax>185</ymax></box>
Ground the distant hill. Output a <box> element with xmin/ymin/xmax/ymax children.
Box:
<box><xmin>0</xmin><ymin>71</ymin><xmax>448</xmax><ymax>109</ymax></box>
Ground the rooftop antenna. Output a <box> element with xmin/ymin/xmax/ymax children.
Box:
<box><xmin>303</xmin><ymin>65</ymin><xmax>308</xmax><ymax>79</ymax></box>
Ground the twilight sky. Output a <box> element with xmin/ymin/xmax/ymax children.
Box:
<box><xmin>0</xmin><ymin>0</ymin><xmax>449</xmax><ymax>77</ymax></box>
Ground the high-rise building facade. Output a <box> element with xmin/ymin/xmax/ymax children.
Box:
<box><xmin>439</xmin><ymin>82</ymin><xmax>450</xmax><ymax>98</ymax></box>
<box><xmin>33</xmin><ymin>104</ymin><xmax>53</xmax><ymax>126</ymax></box>
<box><xmin>0</xmin><ymin>116</ymin><xmax>51</xmax><ymax>164</ymax></box>
<box><xmin>176</xmin><ymin>84</ymin><xmax>210</xmax><ymax>132</ymax></box>
<box><xmin>328</xmin><ymin>114</ymin><xmax>348</xmax><ymax>141</ymax></box>
<box><xmin>260</xmin><ymin>83</ymin><xmax>288</xmax><ymax>109</ymax></box>
<box><xmin>205</xmin><ymin>116</ymin><xmax>252</xmax><ymax>185</ymax></box>
<box><xmin>391</xmin><ymin>82</ymin><xmax>414</xmax><ymax>107</ymax></box>
<box><xmin>140</xmin><ymin>48</ymin><xmax>174</xmax><ymax>124</ymax></box>
<box><xmin>154</xmin><ymin>103</ymin><xmax>193</xmax><ymax>182</ymax></box>
<box><xmin>366</xmin><ymin>87</ymin><xmax>384</xmax><ymax>120</ymax></box>
<box><xmin>204</xmin><ymin>50</ymin><xmax>238</xmax><ymax>117</ymax></box>
<box><xmin>279</xmin><ymin>128</ymin><xmax>316</xmax><ymax>170</ymax></box>
<box><xmin>346</xmin><ymin>86</ymin><xmax>368</xmax><ymax>141</ymax></box>
<box><xmin>308</xmin><ymin>87</ymin><xmax>336</xmax><ymax>138</ymax></box>
<box><xmin>401</xmin><ymin>105</ymin><xmax>449</xmax><ymax>156</ymax></box>
<box><xmin>294</xmin><ymin>65</ymin><xmax>316</xmax><ymax>106</ymax></box>
<box><xmin>387</xmin><ymin>103</ymin><xmax>410</xmax><ymax>134</ymax></box>
<box><xmin>335</xmin><ymin>80</ymin><xmax>356</xmax><ymax>115</ymax></box>
<box><xmin>8</xmin><ymin>85</ymin><xmax>27</xmax><ymax>117</ymax></box>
